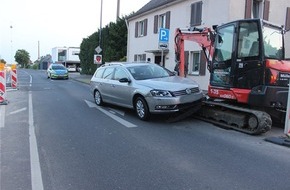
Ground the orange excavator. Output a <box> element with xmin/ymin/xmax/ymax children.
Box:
<box><xmin>174</xmin><ymin>18</ymin><xmax>290</xmax><ymax>135</ymax></box>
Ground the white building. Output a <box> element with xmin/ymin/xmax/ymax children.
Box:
<box><xmin>127</xmin><ymin>0</ymin><xmax>290</xmax><ymax>90</ymax></box>
<box><xmin>51</xmin><ymin>47</ymin><xmax>81</xmax><ymax>71</ymax></box>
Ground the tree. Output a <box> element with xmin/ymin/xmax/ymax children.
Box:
<box><xmin>0</xmin><ymin>59</ymin><xmax>6</xmax><ymax>64</ymax></box>
<box><xmin>15</xmin><ymin>49</ymin><xmax>30</xmax><ymax>68</ymax></box>
<box><xmin>79</xmin><ymin>16</ymin><xmax>128</xmax><ymax>75</ymax></box>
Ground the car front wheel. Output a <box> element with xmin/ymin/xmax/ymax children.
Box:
<box><xmin>135</xmin><ymin>97</ymin><xmax>150</xmax><ymax>121</ymax></box>
<box><xmin>94</xmin><ymin>90</ymin><xmax>103</xmax><ymax>106</ymax></box>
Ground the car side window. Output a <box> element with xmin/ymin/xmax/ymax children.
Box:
<box><xmin>113</xmin><ymin>67</ymin><xmax>128</xmax><ymax>80</ymax></box>
<box><xmin>94</xmin><ymin>68</ymin><xmax>104</xmax><ymax>78</ymax></box>
<box><xmin>102</xmin><ymin>67</ymin><xmax>114</xmax><ymax>79</ymax></box>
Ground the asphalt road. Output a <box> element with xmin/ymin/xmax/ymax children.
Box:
<box><xmin>1</xmin><ymin>69</ymin><xmax>290</xmax><ymax>190</ymax></box>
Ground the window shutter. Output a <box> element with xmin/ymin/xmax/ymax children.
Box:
<box><xmin>196</xmin><ymin>1</ymin><xmax>202</xmax><ymax>25</ymax></box>
<box><xmin>245</xmin><ymin>0</ymin><xmax>252</xmax><ymax>19</ymax></box>
<box><xmin>165</xmin><ymin>11</ymin><xmax>171</xmax><ymax>29</ymax></box>
<box><xmin>190</xmin><ymin>1</ymin><xmax>202</xmax><ymax>26</ymax></box>
<box><xmin>190</xmin><ymin>4</ymin><xmax>194</xmax><ymax>26</ymax></box>
<box><xmin>144</xmin><ymin>19</ymin><xmax>148</xmax><ymax>36</ymax></box>
<box><xmin>286</xmin><ymin>7</ymin><xmax>290</xmax><ymax>31</ymax></box>
<box><xmin>135</xmin><ymin>22</ymin><xmax>138</xmax><ymax>37</ymax></box>
<box><xmin>263</xmin><ymin>1</ymin><xmax>270</xmax><ymax>21</ymax></box>
<box><xmin>199</xmin><ymin>51</ymin><xmax>206</xmax><ymax>76</ymax></box>
<box><xmin>154</xmin><ymin>15</ymin><xmax>158</xmax><ymax>33</ymax></box>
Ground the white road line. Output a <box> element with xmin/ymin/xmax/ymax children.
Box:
<box><xmin>0</xmin><ymin>106</ymin><xmax>5</xmax><ymax>128</ymax></box>
<box><xmin>9</xmin><ymin>107</ymin><xmax>27</xmax><ymax>115</ymax></box>
<box><xmin>97</xmin><ymin>106</ymin><xmax>137</xmax><ymax>128</ymax></box>
<box><xmin>108</xmin><ymin>108</ymin><xmax>125</xmax><ymax>116</ymax></box>
<box><xmin>29</xmin><ymin>92</ymin><xmax>44</xmax><ymax>190</ymax></box>
<box><xmin>29</xmin><ymin>75</ymin><xmax>32</xmax><ymax>87</ymax></box>
<box><xmin>84</xmin><ymin>100</ymin><xmax>137</xmax><ymax>128</ymax></box>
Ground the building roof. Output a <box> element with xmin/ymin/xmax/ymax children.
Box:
<box><xmin>128</xmin><ymin>0</ymin><xmax>178</xmax><ymax>19</ymax></box>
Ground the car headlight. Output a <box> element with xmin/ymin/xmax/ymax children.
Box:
<box><xmin>150</xmin><ymin>90</ymin><xmax>172</xmax><ymax>97</ymax></box>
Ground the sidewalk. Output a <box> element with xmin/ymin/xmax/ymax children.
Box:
<box><xmin>69</xmin><ymin>72</ymin><xmax>92</xmax><ymax>84</ymax></box>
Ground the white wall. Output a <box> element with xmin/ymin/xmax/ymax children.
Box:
<box><xmin>127</xmin><ymin>0</ymin><xmax>290</xmax><ymax>90</ymax></box>
<box><xmin>67</xmin><ymin>48</ymin><xmax>80</xmax><ymax>62</ymax></box>
<box><xmin>270</xmin><ymin>0</ymin><xmax>290</xmax><ymax>58</ymax></box>
<box><xmin>51</xmin><ymin>47</ymin><xmax>80</xmax><ymax>62</ymax></box>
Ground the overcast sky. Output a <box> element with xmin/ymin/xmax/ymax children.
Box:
<box><xmin>0</xmin><ymin>0</ymin><xmax>150</xmax><ymax>63</ymax></box>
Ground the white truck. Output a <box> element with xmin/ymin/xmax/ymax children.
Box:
<box><xmin>51</xmin><ymin>47</ymin><xmax>81</xmax><ymax>72</ymax></box>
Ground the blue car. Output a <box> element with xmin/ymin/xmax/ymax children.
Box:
<box><xmin>47</xmin><ymin>64</ymin><xmax>69</xmax><ymax>79</ymax></box>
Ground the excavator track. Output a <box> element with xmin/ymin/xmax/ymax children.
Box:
<box><xmin>195</xmin><ymin>101</ymin><xmax>272</xmax><ymax>135</ymax></box>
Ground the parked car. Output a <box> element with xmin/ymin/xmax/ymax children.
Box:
<box><xmin>47</xmin><ymin>63</ymin><xmax>69</xmax><ymax>79</ymax></box>
<box><xmin>67</xmin><ymin>65</ymin><xmax>77</xmax><ymax>72</ymax></box>
<box><xmin>90</xmin><ymin>62</ymin><xmax>203</xmax><ymax>120</ymax></box>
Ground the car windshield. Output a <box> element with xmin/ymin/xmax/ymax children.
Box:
<box><xmin>52</xmin><ymin>65</ymin><xmax>66</xmax><ymax>70</ymax></box>
<box><xmin>127</xmin><ymin>64</ymin><xmax>171</xmax><ymax>80</ymax></box>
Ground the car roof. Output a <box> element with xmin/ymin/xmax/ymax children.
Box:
<box><xmin>101</xmin><ymin>62</ymin><xmax>152</xmax><ymax>68</ymax></box>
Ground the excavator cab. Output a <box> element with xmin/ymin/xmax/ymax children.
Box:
<box><xmin>210</xmin><ymin>19</ymin><xmax>285</xmax><ymax>89</ymax></box>
<box><xmin>208</xmin><ymin>19</ymin><xmax>290</xmax><ymax>123</ymax></box>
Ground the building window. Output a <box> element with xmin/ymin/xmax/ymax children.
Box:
<box><xmin>134</xmin><ymin>54</ymin><xmax>146</xmax><ymax>62</ymax></box>
<box><xmin>190</xmin><ymin>1</ymin><xmax>202</xmax><ymax>26</ymax></box>
<box><xmin>253</xmin><ymin>0</ymin><xmax>261</xmax><ymax>18</ymax></box>
<box><xmin>190</xmin><ymin>51</ymin><xmax>200</xmax><ymax>75</ymax></box>
<box><xmin>138</xmin><ymin>21</ymin><xmax>145</xmax><ymax>36</ymax></box>
<box><xmin>159</xmin><ymin>14</ymin><xmax>166</xmax><ymax>28</ymax></box>
<box><xmin>245</xmin><ymin>0</ymin><xmax>270</xmax><ymax>20</ymax></box>
<box><xmin>135</xmin><ymin>19</ymin><xmax>148</xmax><ymax>37</ymax></box>
<box><xmin>58</xmin><ymin>50</ymin><xmax>67</xmax><ymax>62</ymax></box>
<box><xmin>154</xmin><ymin>11</ymin><xmax>171</xmax><ymax>33</ymax></box>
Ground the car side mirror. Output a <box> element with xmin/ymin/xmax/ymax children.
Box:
<box><xmin>119</xmin><ymin>78</ymin><xmax>131</xmax><ymax>83</ymax></box>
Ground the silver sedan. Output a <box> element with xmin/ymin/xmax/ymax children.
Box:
<box><xmin>90</xmin><ymin>62</ymin><xmax>203</xmax><ymax>121</ymax></box>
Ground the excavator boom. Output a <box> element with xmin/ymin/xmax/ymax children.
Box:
<box><xmin>174</xmin><ymin>27</ymin><xmax>215</xmax><ymax>77</ymax></box>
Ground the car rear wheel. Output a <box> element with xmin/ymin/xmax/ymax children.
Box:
<box><xmin>135</xmin><ymin>97</ymin><xmax>150</xmax><ymax>121</ymax></box>
<box><xmin>94</xmin><ymin>90</ymin><xmax>103</xmax><ymax>106</ymax></box>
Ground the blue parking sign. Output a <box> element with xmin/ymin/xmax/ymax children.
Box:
<box><xmin>159</xmin><ymin>28</ymin><xmax>169</xmax><ymax>42</ymax></box>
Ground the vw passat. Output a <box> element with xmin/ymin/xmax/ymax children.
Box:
<box><xmin>90</xmin><ymin>62</ymin><xmax>203</xmax><ymax>120</ymax></box>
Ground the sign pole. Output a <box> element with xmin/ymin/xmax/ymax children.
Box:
<box><xmin>161</xmin><ymin>50</ymin><xmax>164</xmax><ymax>66</ymax></box>
<box><xmin>158</xmin><ymin>28</ymin><xmax>169</xmax><ymax>67</ymax></box>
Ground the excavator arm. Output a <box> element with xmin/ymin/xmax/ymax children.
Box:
<box><xmin>174</xmin><ymin>27</ymin><xmax>215</xmax><ymax>77</ymax></box>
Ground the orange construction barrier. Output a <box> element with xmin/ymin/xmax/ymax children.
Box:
<box><xmin>11</xmin><ymin>64</ymin><xmax>17</xmax><ymax>89</ymax></box>
<box><xmin>0</xmin><ymin>63</ymin><xmax>8</xmax><ymax>105</ymax></box>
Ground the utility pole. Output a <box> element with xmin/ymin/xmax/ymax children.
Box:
<box><xmin>99</xmin><ymin>0</ymin><xmax>103</xmax><ymax>48</ymax></box>
<box><xmin>10</xmin><ymin>25</ymin><xmax>13</xmax><ymax>64</ymax></box>
<box><xmin>38</xmin><ymin>41</ymin><xmax>40</xmax><ymax>60</ymax></box>
<box><xmin>116</xmin><ymin>0</ymin><xmax>120</xmax><ymax>21</ymax></box>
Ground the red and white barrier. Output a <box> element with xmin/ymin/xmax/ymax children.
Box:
<box><xmin>11</xmin><ymin>64</ymin><xmax>17</xmax><ymax>89</ymax></box>
<box><xmin>0</xmin><ymin>63</ymin><xmax>8</xmax><ymax>105</ymax></box>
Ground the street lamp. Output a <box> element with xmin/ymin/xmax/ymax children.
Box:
<box><xmin>10</xmin><ymin>25</ymin><xmax>13</xmax><ymax>64</ymax></box>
